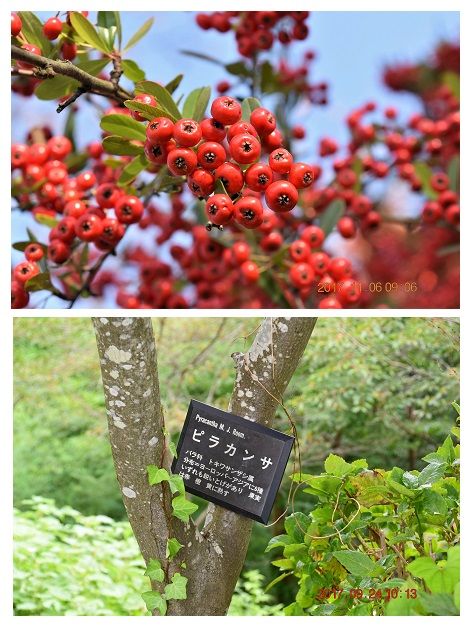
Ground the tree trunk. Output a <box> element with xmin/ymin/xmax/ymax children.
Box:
<box><xmin>92</xmin><ymin>316</ymin><xmax>316</xmax><ymax>615</ymax></box>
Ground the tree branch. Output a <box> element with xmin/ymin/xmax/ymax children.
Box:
<box><xmin>11</xmin><ymin>45</ymin><xmax>132</xmax><ymax>108</ymax></box>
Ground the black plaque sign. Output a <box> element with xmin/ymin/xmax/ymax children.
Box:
<box><xmin>171</xmin><ymin>400</ymin><xmax>294</xmax><ymax>524</ymax></box>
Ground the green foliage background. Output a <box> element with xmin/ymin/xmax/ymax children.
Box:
<box><xmin>13</xmin><ymin>317</ymin><xmax>459</xmax><ymax>614</ymax></box>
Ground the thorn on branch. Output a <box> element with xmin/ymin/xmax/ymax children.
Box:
<box><xmin>56</xmin><ymin>86</ymin><xmax>87</xmax><ymax>113</ymax></box>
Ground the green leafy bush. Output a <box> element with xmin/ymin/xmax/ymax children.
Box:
<box><xmin>14</xmin><ymin>497</ymin><xmax>280</xmax><ymax>616</ymax></box>
<box><xmin>14</xmin><ymin>497</ymin><xmax>147</xmax><ymax>615</ymax></box>
<box><xmin>266</xmin><ymin>415</ymin><xmax>460</xmax><ymax>616</ymax></box>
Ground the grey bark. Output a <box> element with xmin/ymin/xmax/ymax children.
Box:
<box><xmin>93</xmin><ymin>316</ymin><xmax>316</xmax><ymax>615</ymax></box>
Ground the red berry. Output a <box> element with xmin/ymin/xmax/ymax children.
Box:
<box><xmin>337</xmin><ymin>216</ymin><xmax>356</xmax><ymax>238</ymax></box>
<box><xmin>227</xmin><ymin>121</ymin><xmax>258</xmax><ymax>141</ymax></box>
<box><xmin>430</xmin><ymin>172</ymin><xmax>450</xmax><ymax>192</ymax></box>
<box><xmin>18</xmin><ymin>44</ymin><xmax>42</xmax><ymax>70</ymax></box>
<box><xmin>250</xmin><ymin>107</ymin><xmax>276</xmax><ymax>136</ymax></box>
<box><xmin>173</xmin><ymin>118</ymin><xmax>202</xmax><ymax>147</ymax></box>
<box><xmin>330</xmin><ymin>257</ymin><xmax>352</xmax><ymax>280</ymax></box>
<box><xmin>289</xmin><ymin>240</ymin><xmax>310</xmax><ymax>262</ymax></box>
<box><xmin>245</xmin><ymin>163</ymin><xmax>273</xmax><ymax>191</ymax></box>
<box><xmin>241</xmin><ymin>261</ymin><xmax>260</xmax><ymax>282</ymax></box>
<box><xmin>75</xmin><ymin>213</ymin><xmax>103</xmax><ymax>242</ymax></box>
<box><xmin>48</xmin><ymin>239</ymin><xmax>71</xmax><ymax>264</ymax></box>
<box><xmin>263</xmin><ymin>129</ymin><xmax>284</xmax><ymax>151</ymax></box>
<box><xmin>25</xmin><ymin>243</ymin><xmax>44</xmax><ymax>262</ymax></box>
<box><xmin>290</xmin><ymin>262</ymin><xmax>314</xmax><ymax>288</ymax></box>
<box><xmin>229</xmin><ymin>133</ymin><xmax>261</xmax><ymax>164</ymax></box>
<box><xmin>234</xmin><ymin>197</ymin><xmax>264</xmax><ymax>229</ymax></box>
<box><xmin>351</xmin><ymin>195</ymin><xmax>372</xmax><ymax>216</ymax></box>
<box><xmin>11</xmin><ymin>281</ymin><xmax>29</xmax><ymax>309</ymax></box>
<box><xmin>11</xmin><ymin>12</ymin><xmax>22</xmax><ymax>37</ymax></box>
<box><xmin>211</xmin><ymin>96</ymin><xmax>242</xmax><ymax>125</ymax></box>
<box><xmin>115</xmin><ymin>195</ymin><xmax>144</xmax><ymax>224</ymax></box>
<box><xmin>61</xmin><ymin>42</ymin><xmax>77</xmax><ymax>61</ymax></box>
<box><xmin>188</xmin><ymin>169</ymin><xmax>215</xmax><ymax>198</ymax></box>
<box><xmin>205</xmin><ymin>194</ymin><xmax>234</xmax><ymax>225</ymax></box>
<box><xmin>319</xmin><ymin>296</ymin><xmax>342</xmax><ymax>309</ymax></box>
<box><xmin>265</xmin><ymin>180</ymin><xmax>298</xmax><ymax>213</ymax></box>
<box><xmin>362</xmin><ymin>211</ymin><xmax>381</xmax><ymax>230</ymax></box>
<box><xmin>197</xmin><ymin>141</ymin><xmax>226</xmax><ymax>171</ymax></box>
<box><xmin>64</xmin><ymin>200</ymin><xmax>88</xmax><ymax>218</ymax></box>
<box><xmin>215</xmin><ymin>162</ymin><xmax>244</xmax><ymax>195</ymax></box>
<box><xmin>100</xmin><ymin>218</ymin><xmax>125</xmax><ymax>245</ymax></box>
<box><xmin>310</xmin><ymin>251</ymin><xmax>331</xmax><ymax>275</ymax></box>
<box><xmin>47</xmin><ymin>136</ymin><xmax>72</xmax><ymax>160</ymax></box>
<box><xmin>96</xmin><ymin>183</ymin><xmax>119</xmax><ymax>209</ymax></box>
<box><xmin>43</xmin><ymin>17</ymin><xmax>63</xmax><ymax>40</ymax></box>
<box><xmin>232</xmin><ymin>241</ymin><xmax>251</xmax><ymax>264</ymax></box>
<box><xmin>132</xmin><ymin>93</ymin><xmax>157</xmax><ymax>121</ymax></box>
<box><xmin>288</xmin><ymin>162</ymin><xmax>314</xmax><ymax>188</ymax></box>
<box><xmin>444</xmin><ymin>204</ymin><xmax>460</xmax><ymax>225</ymax></box>
<box><xmin>422</xmin><ymin>201</ymin><xmax>442</xmax><ymax>224</ymax></box>
<box><xmin>269</xmin><ymin>148</ymin><xmax>293</xmax><ymax>174</ymax></box>
<box><xmin>167</xmin><ymin>148</ymin><xmax>197</xmax><ymax>176</ymax></box>
<box><xmin>147</xmin><ymin>117</ymin><xmax>174</xmax><ymax>143</ymax></box>
<box><xmin>301</xmin><ymin>226</ymin><xmax>325</xmax><ymax>249</ymax></box>
<box><xmin>53</xmin><ymin>217</ymin><xmax>75</xmax><ymax>243</ymax></box>
<box><xmin>144</xmin><ymin>140</ymin><xmax>171</xmax><ymax>165</ymax></box>
<box><xmin>77</xmin><ymin>170</ymin><xmax>96</xmax><ymax>190</ymax></box>
<box><xmin>337</xmin><ymin>279</ymin><xmax>361</xmax><ymax>304</ymax></box>
<box><xmin>260</xmin><ymin>231</ymin><xmax>283</xmax><ymax>252</ymax></box>
<box><xmin>13</xmin><ymin>261</ymin><xmax>40</xmax><ymax>284</ymax></box>
<box><xmin>200</xmin><ymin>118</ymin><xmax>226</xmax><ymax>142</ymax></box>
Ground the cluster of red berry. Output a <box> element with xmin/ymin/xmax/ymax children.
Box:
<box><xmin>277</xmin><ymin>53</ymin><xmax>328</xmax><ymax>107</ymax></box>
<box><xmin>11</xmin><ymin>132</ymin><xmax>146</xmax><ymax>308</ymax></box>
<box><xmin>195</xmin><ymin>11</ymin><xmax>310</xmax><ymax>57</ymax></box>
<box><xmin>139</xmin><ymin>96</ymin><xmax>315</xmax><ymax>230</ymax></box>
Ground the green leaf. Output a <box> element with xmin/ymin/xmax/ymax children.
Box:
<box><xmin>171</xmin><ymin>495</ymin><xmax>198</xmax><ymax>523</ymax></box>
<box><xmin>35</xmin><ymin>213</ymin><xmax>59</xmax><ymax>228</ymax></box>
<box><xmin>144</xmin><ymin>558</ymin><xmax>164</xmax><ymax>582</ymax></box>
<box><xmin>102</xmin><ymin>135</ymin><xmax>144</xmax><ymax>156</ymax></box>
<box><xmin>123</xmin><ymin>99</ymin><xmax>166</xmax><ymax>122</ymax></box>
<box><xmin>122</xmin><ymin>60</ymin><xmax>146</xmax><ymax>83</ymax></box>
<box><xmin>136</xmin><ymin>81</ymin><xmax>181</xmax><ymax>121</ymax></box>
<box><xmin>413</xmin><ymin>162</ymin><xmax>437</xmax><ymax>200</ymax></box>
<box><xmin>324</xmin><ymin>453</ymin><xmax>353</xmax><ymax>477</ymax></box>
<box><xmin>416</xmin><ymin>462</ymin><xmax>446</xmax><ymax>488</ymax></box>
<box><xmin>225</xmin><ymin>61</ymin><xmax>252</xmax><ymax>78</ymax></box>
<box><xmin>332</xmin><ymin>550</ymin><xmax>384</xmax><ymax>577</ymax></box>
<box><xmin>168</xmin><ymin>441</ymin><xmax>178</xmax><ymax>458</ymax></box>
<box><xmin>164</xmin><ymin>572</ymin><xmax>187</xmax><ymax>601</ymax></box>
<box><xmin>318</xmin><ymin>199</ymin><xmax>346</xmax><ymax>236</ymax></box>
<box><xmin>69</xmin><ymin>12</ymin><xmax>112</xmax><ymax>54</ymax></box>
<box><xmin>408</xmin><ymin>556</ymin><xmax>456</xmax><ymax>593</ymax></box>
<box><xmin>147</xmin><ymin>465</ymin><xmax>169</xmax><ymax>486</ymax></box>
<box><xmin>420</xmin><ymin>592</ymin><xmax>458</xmax><ymax>616</ymax></box>
<box><xmin>24</xmin><ymin>272</ymin><xmax>55</xmax><ymax>293</ymax></box>
<box><xmin>124</xmin><ymin>17</ymin><xmax>154</xmax><ymax>52</ymax></box>
<box><xmin>100</xmin><ymin>114</ymin><xmax>147</xmax><ymax>141</ymax></box>
<box><xmin>34</xmin><ymin>76</ymin><xmax>78</xmax><ymax>101</ymax></box>
<box><xmin>165</xmin><ymin>74</ymin><xmax>184</xmax><ymax>95</ymax></box>
<box><xmin>179</xmin><ymin>50</ymin><xmax>223</xmax><ymax>66</ymax></box>
<box><xmin>97</xmin><ymin>11</ymin><xmax>118</xmax><ymax>50</ymax></box>
<box><xmin>141</xmin><ymin>590</ymin><xmax>167</xmax><ymax>615</ymax></box>
<box><xmin>447</xmin><ymin>155</ymin><xmax>459</xmax><ymax>193</ymax></box>
<box><xmin>265</xmin><ymin>534</ymin><xmax>292</xmax><ymax>552</ymax></box>
<box><xmin>168</xmin><ymin>474</ymin><xmax>185</xmax><ymax>496</ymax></box>
<box><xmin>284</xmin><ymin>512</ymin><xmax>311</xmax><ymax>543</ymax></box>
<box><xmin>442</xmin><ymin>71</ymin><xmax>460</xmax><ymax>99</ymax></box>
<box><xmin>118</xmin><ymin>153</ymin><xmax>148</xmax><ymax>186</ymax></box>
<box><xmin>17</xmin><ymin>12</ymin><xmax>53</xmax><ymax>56</ymax></box>
<box><xmin>182</xmin><ymin>87</ymin><xmax>211</xmax><ymax>121</ymax></box>
<box><xmin>166</xmin><ymin>538</ymin><xmax>184</xmax><ymax>559</ymax></box>
<box><xmin>241</xmin><ymin>97</ymin><xmax>262</xmax><ymax>122</ymax></box>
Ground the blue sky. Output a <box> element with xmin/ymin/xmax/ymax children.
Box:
<box><xmin>12</xmin><ymin>11</ymin><xmax>460</xmax><ymax>307</ymax></box>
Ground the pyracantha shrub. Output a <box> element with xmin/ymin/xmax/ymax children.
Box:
<box><xmin>11</xmin><ymin>12</ymin><xmax>459</xmax><ymax>308</ymax></box>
